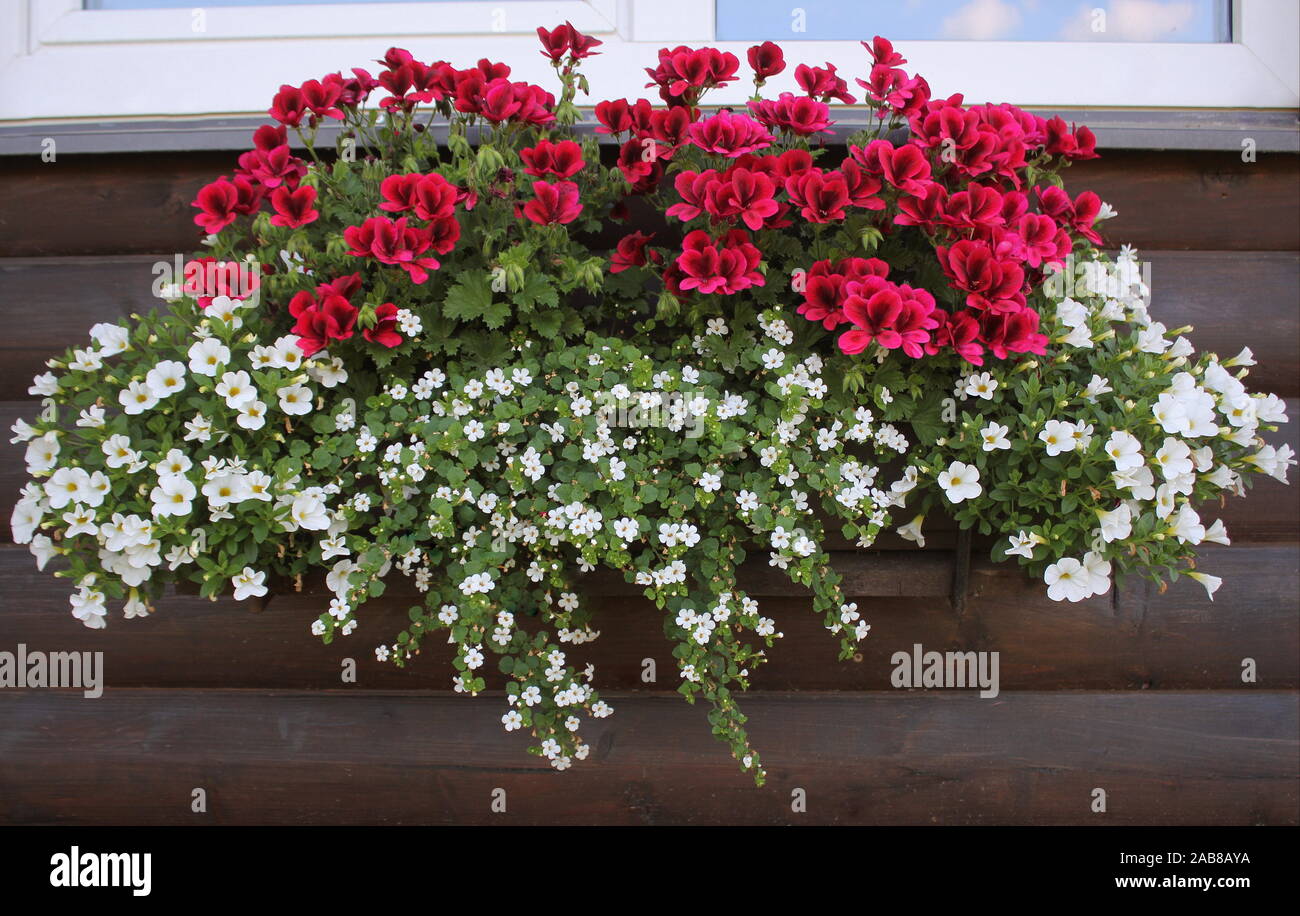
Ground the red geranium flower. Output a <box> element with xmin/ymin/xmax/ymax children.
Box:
<box><xmin>251</xmin><ymin>124</ymin><xmax>287</xmax><ymax>152</ymax></box>
<box><xmin>379</xmin><ymin>173</ymin><xmax>424</xmax><ymax>213</ymax></box>
<box><xmin>268</xmin><ymin>85</ymin><xmax>308</xmax><ymax>127</ymax></box>
<box><xmin>647</xmin><ymin>107</ymin><xmax>695</xmax><ymax>158</ymax></box>
<box><xmin>270</xmin><ymin>185</ymin><xmax>319</xmax><ymax>228</ymax></box>
<box><xmin>462</xmin><ymin>79</ymin><xmax>555</xmax><ymax>125</ymax></box>
<box><xmin>687</xmin><ymin>111</ymin><xmax>773</xmax><ymax>157</ymax></box>
<box><xmin>927</xmin><ymin>310</ymin><xmax>985</xmax><ymax>365</ymax></box>
<box><xmin>522</xmin><ymin>181</ymin><xmax>583</xmax><ymax>225</ymax></box>
<box><xmin>363</xmin><ymin>302</ymin><xmax>403</xmax><ymax>348</ymax></box>
<box><xmin>941</xmin><ymin>182</ymin><xmax>1006</xmax><ymax>231</ymax></box>
<box><xmin>521</xmin><ymin>139</ymin><xmax>585</xmax><ymax>179</ymax></box>
<box><xmin>1037</xmin><ymin>186</ymin><xmax>1103</xmax><ymax>244</ymax></box>
<box><xmin>747</xmin><ymin>93</ymin><xmax>835</xmax><ymax>136</ymax></box>
<box><xmin>665</xmin><ymin>169</ymin><xmax>717</xmax><ymax>222</ymax></box>
<box><xmin>840</xmin><ymin>159</ymin><xmax>885</xmax><ymax>210</ymax></box>
<box><xmin>893</xmin><ymin>181</ymin><xmax>947</xmax><ymax>230</ymax></box>
<box><xmin>594</xmin><ymin>98</ymin><xmax>636</xmax><ymax>135</ymax></box>
<box><xmin>794</xmin><ymin>63</ymin><xmax>855</xmax><ymax>104</ymax></box>
<box><xmin>192</xmin><ymin>178</ymin><xmax>246</xmax><ymax>234</ymax></box>
<box><xmin>936</xmin><ymin>240</ymin><xmax>1027</xmax><ymax>314</ymax></box>
<box><xmin>850</xmin><ymin>140</ymin><xmax>932</xmax><ymax>195</ymax></box>
<box><xmin>425</xmin><ymin>215</ymin><xmax>461</xmax><ymax>255</ymax></box>
<box><xmin>299</xmin><ymin>79</ymin><xmax>344</xmax><ymax>120</ymax></box>
<box><xmin>747</xmin><ymin>42</ymin><xmax>786</xmax><ymax>81</ymax></box>
<box><xmin>323</xmin><ymin>68</ymin><xmax>379</xmax><ymax>107</ymax></box>
<box><xmin>773</xmin><ymin>149</ymin><xmax>815</xmax><ymax>179</ymax></box>
<box><xmin>646</xmin><ymin>47</ymin><xmax>740</xmax><ymax>100</ymax></box>
<box><xmin>785</xmin><ymin>169</ymin><xmax>852</xmax><ymax>223</ymax></box>
<box><xmin>537</xmin><ymin>21</ymin><xmax>603</xmax><ymax>61</ymax></box>
<box><xmin>892</xmin><ymin>286</ymin><xmax>942</xmax><ymax>358</ymax></box>
<box><xmin>288</xmin><ymin>279</ymin><xmax>361</xmax><ymax>356</ymax></box>
<box><xmin>238</xmin><ymin>144</ymin><xmax>307</xmax><ymax>190</ymax></box>
<box><xmin>1045</xmin><ymin>116</ymin><xmax>1099</xmax><ymax>160</ymax></box>
<box><xmin>1001</xmin><ymin>213</ymin><xmax>1071</xmax><ymax>269</ymax></box>
<box><xmin>797</xmin><ymin>258</ymin><xmax>891</xmax><ymax>329</ymax></box>
<box><xmin>703</xmin><ymin>167</ymin><xmax>780</xmax><ymax>231</ymax></box>
<box><xmin>610</xmin><ymin>231</ymin><xmax>658</xmax><ymax>273</ymax></box>
<box><xmin>413</xmin><ymin>173</ymin><xmax>458</xmax><ymax>221</ymax></box>
<box><xmin>839</xmin><ymin>287</ymin><xmax>904</xmax><ymax>354</ymax></box>
<box><xmin>675</xmin><ymin>229</ymin><xmax>764</xmax><ymax>295</ymax></box>
<box><xmin>343</xmin><ymin>217</ymin><xmax>442</xmax><ymax>284</ymax></box>
<box><xmin>183</xmin><ymin>258</ymin><xmax>261</xmax><ymax>307</ymax></box>
<box><xmin>857</xmin><ymin>64</ymin><xmax>928</xmax><ymax>117</ymax></box>
<box><xmin>863</xmin><ymin>36</ymin><xmax>906</xmax><ymax>68</ymax></box>
<box><xmin>980</xmin><ymin>308</ymin><xmax>1048</xmax><ymax>360</ymax></box>
<box><xmin>616</xmin><ymin>138</ymin><xmax>658</xmax><ymax>184</ymax></box>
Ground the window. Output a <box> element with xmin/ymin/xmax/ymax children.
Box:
<box><xmin>715</xmin><ymin>0</ymin><xmax>1234</xmax><ymax>43</ymax></box>
<box><xmin>1</xmin><ymin>0</ymin><xmax>1296</xmax><ymax>124</ymax></box>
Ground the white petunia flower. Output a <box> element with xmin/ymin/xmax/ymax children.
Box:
<box><xmin>151</xmin><ymin>475</ymin><xmax>197</xmax><ymax>518</ymax></box>
<box><xmin>119</xmin><ymin>380</ymin><xmax>159</xmax><ymax>415</ymax></box>
<box><xmin>1186</xmin><ymin>571</ymin><xmax>1222</xmax><ymax>601</ymax></box>
<box><xmin>1104</xmin><ymin>430</ymin><xmax>1144</xmax><ymax>471</ymax></box>
<box><xmin>1006</xmin><ymin>530</ymin><xmax>1040</xmax><ymax>560</ymax></box>
<box><xmin>232</xmin><ymin>567</ymin><xmax>268</xmax><ymax>601</ymax></box>
<box><xmin>89</xmin><ymin>322</ymin><xmax>130</xmax><ymax>356</ymax></box>
<box><xmin>44</xmin><ymin>467</ymin><xmax>92</xmax><ymax>510</ymax></box>
<box><xmin>237</xmin><ymin>400</ymin><xmax>268</xmax><ymax>430</ymax></box>
<box><xmin>29</xmin><ymin>373</ymin><xmax>59</xmax><ymax>397</ymax></box>
<box><xmin>188</xmin><ymin>338</ymin><xmax>231</xmax><ymax>377</ymax></box>
<box><xmin>184</xmin><ymin>414</ymin><xmax>213</xmax><ymax>443</ymax></box>
<box><xmin>1038</xmin><ymin>420</ymin><xmax>1076</xmax><ymax>456</ymax></box>
<box><xmin>290</xmin><ymin>491</ymin><xmax>331</xmax><ymax>530</ymax></box>
<box><xmin>1044</xmin><ymin>558</ymin><xmax>1090</xmax><ymax>603</ymax></box>
<box><xmin>145</xmin><ymin>360</ymin><xmax>187</xmax><ymax>398</ymax></box>
<box><xmin>70</xmin><ymin>586</ymin><xmax>108</xmax><ymax>629</ymax></box>
<box><xmin>964</xmin><ymin>372</ymin><xmax>998</xmax><ymax>400</ymax></box>
<box><xmin>1096</xmin><ymin>503</ymin><xmax>1132</xmax><ymax>543</ymax></box>
<box><xmin>276</xmin><ymin>384</ymin><xmax>313</xmax><ymax>416</ymax></box>
<box><xmin>979</xmin><ymin>422</ymin><xmax>1011</xmax><ymax>451</ymax></box>
<box><xmin>1082</xmin><ymin>374</ymin><xmax>1112</xmax><ymax>402</ymax></box>
<box><xmin>25</xmin><ymin>432</ymin><xmax>60</xmax><ymax>474</ymax></box>
<box><xmin>28</xmin><ymin>534</ymin><xmax>57</xmax><ymax>570</ymax></box>
<box><xmin>937</xmin><ymin>461</ymin><xmax>981</xmax><ymax>503</ymax></box>
<box><xmin>896</xmin><ymin>515</ymin><xmax>925</xmax><ymax>547</ymax></box>
<box><xmin>216</xmin><ymin>370</ymin><xmax>257</xmax><ymax>408</ymax></box>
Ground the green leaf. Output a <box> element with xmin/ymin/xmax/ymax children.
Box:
<box><xmin>482</xmin><ymin>299</ymin><xmax>512</xmax><ymax>329</ymax></box>
<box><xmin>442</xmin><ymin>271</ymin><xmax>495</xmax><ymax>322</ymax></box>
<box><xmin>516</xmin><ymin>271</ymin><xmax>559</xmax><ymax>310</ymax></box>
<box><xmin>906</xmin><ymin>388</ymin><xmax>949</xmax><ymax>447</ymax></box>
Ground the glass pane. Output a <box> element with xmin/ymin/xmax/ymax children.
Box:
<box><xmin>715</xmin><ymin>0</ymin><xmax>1232</xmax><ymax>43</ymax></box>
<box><xmin>85</xmin><ymin>0</ymin><xmax>512</xmax><ymax>7</ymax></box>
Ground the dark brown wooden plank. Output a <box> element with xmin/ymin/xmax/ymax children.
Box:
<box><xmin>1146</xmin><ymin>251</ymin><xmax>1298</xmax><ymax>396</ymax></box>
<box><xmin>0</xmin><ymin>689</ymin><xmax>1293</xmax><ymax>824</ymax></box>
<box><xmin>970</xmin><ymin>544</ymin><xmax>1300</xmax><ymax>690</ymax></box>
<box><xmin>0</xmin><ymin>250</ymin><xmax>1295</xmax><ymax>400</ymax></box>
<box><xmin>0</xmin><ymin>542</ymin><xmax>1293</xmax><ymax>691</ymax></box>
<box><xmin>0</xmin><ymin>153</ymin><xmax>233</xmax><ymax>257</ymax></box>
<box><xmin>1066</xmin><ymin>149</ymin><xmax>1300</xmax><ymax>251</ymax></box>
<box><xmin>0</xmin><ymin>149</ymin><xmax>1294</xmax><ymax>256</ymax></box>
<box><xmin>0</xmin><ymin>256</ymin><xmax>166</xmax><ymax>402</ymax></box>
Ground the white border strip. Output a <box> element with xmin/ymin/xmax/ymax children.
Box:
<box><xmin>1</xmin><ymin>0</ymin><xmax>1296</xmax><ymax>121</ymax></box>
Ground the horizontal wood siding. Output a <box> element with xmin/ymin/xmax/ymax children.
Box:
<box><xmin>0</xmin><ymin>544</ymin><xmax>1295</xmax><ymax>692</ymax></box>
<box><xmin>1</xmin><ymin>690</ymin><xmax>1294</xmax><ymax>825</ymax></box>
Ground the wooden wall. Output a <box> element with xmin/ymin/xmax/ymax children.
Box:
<box><xmin>0</xmin><ymin>145</ymin><xmax>1296</xmax><ymax>825</ymax></box>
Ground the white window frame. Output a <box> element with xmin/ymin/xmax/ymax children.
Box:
<box><xmin>1</xmin><ymin>0</ymin><xmax>1296</xmax><ymax>123</ymax></box>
